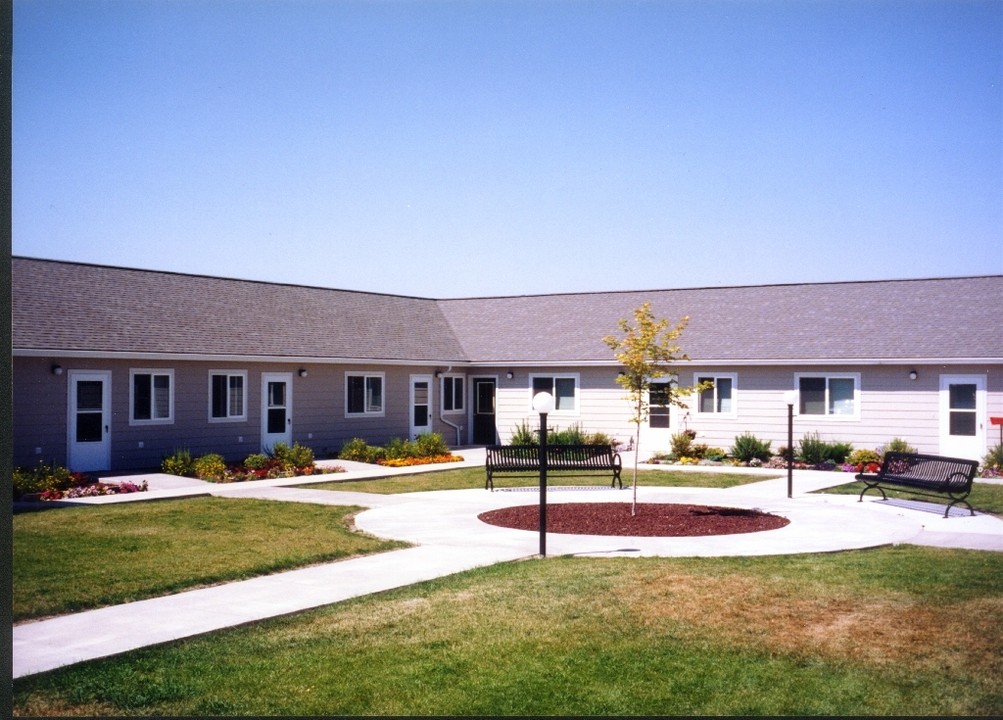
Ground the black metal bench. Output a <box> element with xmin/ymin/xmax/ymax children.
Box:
<box><xmin>855</xmin><ymin>451</ymin><xmax>979</xmax><ymax>518</ymax></box>
<box><xmin>485</xmin><ymin>444</ymin><xmax>623</xmax><ymax>491</ymax></box>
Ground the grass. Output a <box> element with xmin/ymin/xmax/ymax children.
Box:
<box><xmin>818</xmin><ymin>479</ymin><xmax>1003</xmax><ymax>516</ymax></box>
<box><xmin>303</xmin><ymin>465</ymin><xmax>775</xmax><ymax>494</ymax></box>
<box><xmin>12</xmin><ymin>497</ymin><xmax>408</xmax><ymax>621</ymax></box>
<box><xmin>13</xmin><ymin>547</ymin><xmax>1003</xmax><ymax>716</ymax></box>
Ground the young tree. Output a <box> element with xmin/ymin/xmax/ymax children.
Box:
<box><xmin>603</xmin><ymin>302</ymin><xmax>702</xmax><ymax>515</ymax></box>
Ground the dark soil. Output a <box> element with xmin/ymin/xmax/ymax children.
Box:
<box><xmin>478</xmin><ymin>502</ymin><xmax>790</xmax><ymax>537</ymax></box>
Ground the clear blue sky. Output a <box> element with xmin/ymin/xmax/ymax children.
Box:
<box><xmin>13</xmin><ymin>0</ymin><xmax>1002</xmax><ymax>298</ymax></box>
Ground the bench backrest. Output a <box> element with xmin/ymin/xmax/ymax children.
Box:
<box><xmin>879</xmin><ymin>452</ymin><xmax>979</xmax><ymax>492</ymax></box>
<box><xmin>486</xmin><ymin>444</ymin><xmax>616</xmax><ymax>468</ymax></box>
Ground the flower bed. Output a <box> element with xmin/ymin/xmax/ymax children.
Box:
<box><xmin>376</xmin><ymin>454</ymin><xmax>464</xmax><ymax>468</ymax></box>
<box><xmin>38</xmin><ymin>480</ymin><xmax>149</xmax><ymax>501</ymax></box>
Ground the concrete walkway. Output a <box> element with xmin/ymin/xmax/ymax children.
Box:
<box><xmin>13</xmin><ymin>449</ymin><xmax>1003</xmax><ymax>679</ymax></box>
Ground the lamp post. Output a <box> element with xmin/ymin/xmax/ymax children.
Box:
<box><xmin>533</xmin><ymin>391</ymin><xmax>556</xmax><ymax>557</ymax></box>
<box><xmin>783</xmin><ymin>390</ymin><xmax>796</xmax><ymax>499</ymax></box>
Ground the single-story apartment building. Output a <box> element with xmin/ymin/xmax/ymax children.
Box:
<box><xmin>12</xmin><ymin>256</ymin><xmax>1003</xmax><ymax>472</ymax></box>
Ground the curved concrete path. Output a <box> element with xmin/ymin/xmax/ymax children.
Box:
<box><xmin>13</xmin><ymin>450</ymin><xmax>1003</xmax><ymax>679</ymax></box>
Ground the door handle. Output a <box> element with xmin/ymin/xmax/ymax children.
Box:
<box><xmin>105</xmin><ymin>425</ymin><xmax>109</xmax><ymax>433</ymax></box>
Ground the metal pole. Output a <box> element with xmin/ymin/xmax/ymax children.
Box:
<box><xmin>539</xmin><ymin>411</ymin><xmax>548</xmax><ymax>557</ymax></box>
<box><xmin>787</xmin><ymin>401</ymin><xmax>794</xmax><ymax>499</ymax></box>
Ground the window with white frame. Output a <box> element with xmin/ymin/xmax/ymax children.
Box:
<box><xmin>346</xmin><ymin>372</ymin><xmax>384</xmax><ymax>415</ymax></box>
<box><xmin>530</xmin><ymin>374</ymin><xmax>578</xmax><ymax>412</ymax></box>
<box><xmin>442</xmin><ymin>375</ymin><xmax>465</xmax><ymax>413</ymax></box>
<box><xmin>209</xmin><ymin>371</ymin><xmax>247</xmax><ymax>421</ymax></box>
<box><xmin>696</xmin><ymin>374</ymin><xmax>736</xmax><ymax>416</ymax></box>
<box><xmin>649</xmin><ymin>382</ymin><xmax>671</xmax><ymax>428</ymax></box>
<box><xmin>795</xmin><ymin>373</ymin><xmax>859</xmax><ymax>417</ymax></box>
<box><xmin>130</xmin><ymin>369</ymin><xmax>173</xmax><ymax>424</ymax></box>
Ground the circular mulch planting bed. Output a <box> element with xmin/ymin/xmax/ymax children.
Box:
<box><xmin>478</xmin><ymin>502</ymin><xmax>790</xmax><ymax>537</ymax></box>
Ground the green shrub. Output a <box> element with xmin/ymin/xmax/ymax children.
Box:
<box><xmin>192</xmin><ymin>453</ymin><xmax>227</xmax><ymax>482</ymax></box>
<box><xmin>827</xmin><ymin>441</ymin><xmax>854</xmax><ymax>464</ymax></box>
<box><xmin>415</xmin><ymin>432</ymin><xmax>449</xmax><ymax>457</ymax></box>
<box><xmin>703</xmin><ymin>447</ymin><xmax>728</xmax><ymax>462</ymax></box>
<box><xmin>272</xmin><ymin>442</ymin><xmax>315</xmax><ymax>469</ymax></box>
<box><xmin>983</xmin><ymin>443</ymin><xmax>1003</xmax><ymax>471</ymax></box>
<box><xmin>382</xmin><ymin>437</ymin><xmax>415</xmax><ymax>460</ymax></box>
<box><xmin>671</xmin><ymin>430</ymin><xmax>697</xmax><ymax>458</ymax></box>
<box><xmin>338</xmin><ymin>438</ymin><xmax>384</xmax><ymax>463</ymax></box>
<box><xmin>585</xmin><ymin>431</ymin><xmax>617</xmax><ymax>448</ymax></box>
<box><xmin>242</xmin><ymin>453</ymin><xmax>271</xmax><ymax>470</ymax></box>
<box><xmin>509</xmin><ymin>420</ymin><xmax>538</xmax><ymax>446</ymax></box>
<box><xmin>798</xmin><ymin>432</ymin><xmax>830</xmax><ymax>465</ymax></box>
<box><xmin>162</xmin><ymin>448</ymin><xmax>194</xmax><ymax>477</ymax></box>
<box><xmin>550</xmin><ymin>424</ymin><xmax>588</xmax><ymax>446</ymax></box>
<box><xmin>13</xmin><ymin>461</ymin><xmax>77</xmax><ymax>498</ymax></box>
<box><xmin>848</xmin><ymin>448</ymin><xmax>882</xmax><ymax>466</ymax></box>
<box><xmin>731</xmin><ymin>433</ymin><xmax>772</xmax><ymax>463</ymax></box>
<box><xmin>882</xmin><ymin>437</ymin><xmax>917</xmax><ymax>456</ymax></box>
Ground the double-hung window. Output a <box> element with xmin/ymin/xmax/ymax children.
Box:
<box><xmin>696</xmin><ymin>374</ymin><xmax>736</xmax><ymax>416</ymax></box>
<box><xmin>649</xmin><ymin>382</ymin><xmax>671</xmax><ymax>428</ymax></box>
<box><xmin>442</xmin><ymin>376</ymin><xmax>465</xmax><ymax>413</ymax></box>
<box><xmin>795</xmin><ymin>373</ymin><xmax>859</xmax><ymax>418</ymax></box>
<box><xmin>130</xmin><ymin>369</ymin><xmax>173</xmax><ymax>424</ymax></box>
<box><xmin>346</xmin><ymin>373</ymin><xmax>384</xmax><ymax>416</ymax></box>
<box><xmin>209</xmin><ymin>371</ymin><xmax>247</xmax><ymax>421</ymax></box>
<box><xmin>530</xmin><ymin>375</ymin><xmax>578</xmax><ymax>412</ymax></box>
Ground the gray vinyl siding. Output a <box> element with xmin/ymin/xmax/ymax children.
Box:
<box><xmin>12</xmin><ymin>357</ymin><xmax>70</xmax><ymax>468</ymax></box>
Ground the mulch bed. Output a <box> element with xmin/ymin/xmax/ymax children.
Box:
<box><xmin>478</xmin><ymin>502</ymin><xmax>790</xmax><ymax>537</ymax></box>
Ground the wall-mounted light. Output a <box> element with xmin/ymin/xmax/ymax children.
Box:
<box><xmin>506</xmin><ymin>370</ymin><xmax>514</xmax><ymax>379</ymax></box>
<box><xmin>298</xmin><ymin>368</ymin><xmax>308</xmax><ymax>378</ymax></box>
<box><xmin>51</xmin><ymin>364</ymin><xmax>63</xmax><ymax>376</ymax></box>
<box><xmin>908</xmin><ymin>370</ymin><xmax>918</xmax><ymax>381</ymax></box>
<box><xmin>434</xmin><ymin>370</ymin><xmax>442</xmax><ymax>379</ymax></box>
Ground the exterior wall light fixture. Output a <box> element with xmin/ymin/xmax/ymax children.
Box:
<box><xmin>908</xmin><ymin>370</ymin><xmax>918</xmax><ymax>381</ymax></box>
<box><xmin>51</xmin><ymin>364</ymin><xmax>63</xmax><ymax>375</ymax></box>
<box><xmin>298</xmin><ymin>368</ymin><xmax>308</xmax><ymax>378</ymax></box>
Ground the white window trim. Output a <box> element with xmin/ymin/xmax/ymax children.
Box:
<box><xmin>129</xmin><ymin>368</ymin><xmax>174</xmax><ymax>425</ymax></box>
<box><xmin>441</xmin><ymin>374</ymin><xmax>466</xmax><ymax>414</ymax></box>
<box><xmin>793</xmin><ymin>372</ymin><xmax>861</xmax><ymax>420</ymax></box>
<box><xmin>208</xmin><ymin>370</ymin><xmax>248</xmax><ymax>423</ymax></box>
<box><xmin>693</xmin><ymin>372</ymin><xmax>738</xmax><ymax>418</ymax></box>
<box><xmin>528</xmin><ymin>373</ymin><xmax>580</xmax><ymax>415</ymax></box>
<box><xmin>345</xmin><ymin>371</ymin><xmax>386</xmax><ymax>417</ymax></box>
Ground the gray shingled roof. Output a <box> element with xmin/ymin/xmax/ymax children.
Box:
<box><xmin>13</xmin><ymin>257</ymin><xmax>1003</xmax><ymax>364</ymax></box>
<box><xmin>438</xmin><ymin>277</ymin><xmax>1003</xmax><ymax>363</ymax></box>
<box><xmin>13</xmin><ymin>258</ymin><xmax>467</xmax><ymax>362</ymax></box>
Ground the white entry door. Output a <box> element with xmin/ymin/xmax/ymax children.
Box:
<box><xmin>262</xmin><ymin>372</ymin><xmax>293</xmax><ymax>452</ymax></box>
<box><xmin>410</xmin><ymin>375</ymin><xmax>432</xmax><ymax>439</ymax></box>
<box><xmin>939</xmin><ymin>374</ymin><xmax>986</xmax><ymax>460</ymax></box>
<box><xmin>68</xmin><ymin>370</ymin><xmax>112</xmax><ymax>471</ymax></box>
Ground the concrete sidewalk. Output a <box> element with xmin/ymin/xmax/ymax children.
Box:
<box><xmin>13</xmin><ymin>450</ymin><xmax>1003</xmax><ymax>679</ymax></box>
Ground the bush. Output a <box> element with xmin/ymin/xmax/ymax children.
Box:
<box><xmin>827</xmin><ymin>441</ymin><xmax>854</xmax><ymax>464</ymax></box>
<box><xmin>272</xmin><ymin>441</ymin><xmax>315</xmax><ymax>469</ymax></box>
<box><xmin>415</xmin><ymin>432</ymin><xmax>449</xmax><ymax>457</ymax></box>
<box><xmin>162</xmin><ymin>448</ymin><xmax>194</xmax><ymax>477</ymax></box>
<box><xmin>983</xmin><ymin>443</ymin><xmax>1003</xmax><ymax>471</ymax></box>
<box><xmin>798</xmin><ymin>432</ymin><xmax>830</xmax><ymax>465</ymax></box>
<box><xmin>242</xmin><ymin>453</ymin><xmax>271</xmax><ymax>470</ymax></box>
<box><xmin>882</xmin><ymin>437</ymin><xmax>917</xmax><ymax>456</ymax></box>
<box><xmin>731</xmin><ymin>433</ymin><xmax>772</xmax><ymax>463</ymax></box>
<box><xmin>585</xmin><ymin>431</ymin><xmax>618</xmax><ymax>448</ymax></box>
<box><xmin>192</xmin><ymin>453</ymin><xmax>227</xmax><ymax>482</ymax></box>
<box><xmin>509</xmin><ymin>420</ymin><xmax>538</xmax><ymax>446</ymax></box>
<box><xmin>338</xmin><ymin>438</ymin><xmax>384</xmax><ymax>463</ymax></box>
<box><xmin>671</xmin><ymin>430</ymin><xmax>697</xmax><ymax>458</ymax></box>
<box><xmin>13</xmin><ymin>461</ymin><xmax>79</xmax><ymax>499</ymax></box>
<box><xmin>550</xmin><ymin>424</ymin><xmax>588</xmax><ymax>445</ymax></box>
<box><xmin>703</xmin><ymin>447</ymin><xmax>728</xmax><ymax>462</ymax></box>
<box><xmin>848</xmin><ymin>448</ymin><xmax>882</xmax><ymax>466</ymax></box>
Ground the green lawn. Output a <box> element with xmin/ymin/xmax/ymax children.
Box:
<box><xmin>14</xmin><ymin>547</ymin><xmax>1003</xmax><ymax>716</ymax></box>
<box><xmin>12</xmin><ymin>497</ymin><xmax>408</xmax><ymax>621</ymax></box>
<box><xmin>305</xmin><ymin>465</ymin><xmax>775</xmax><ymax>493</ymax></box>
